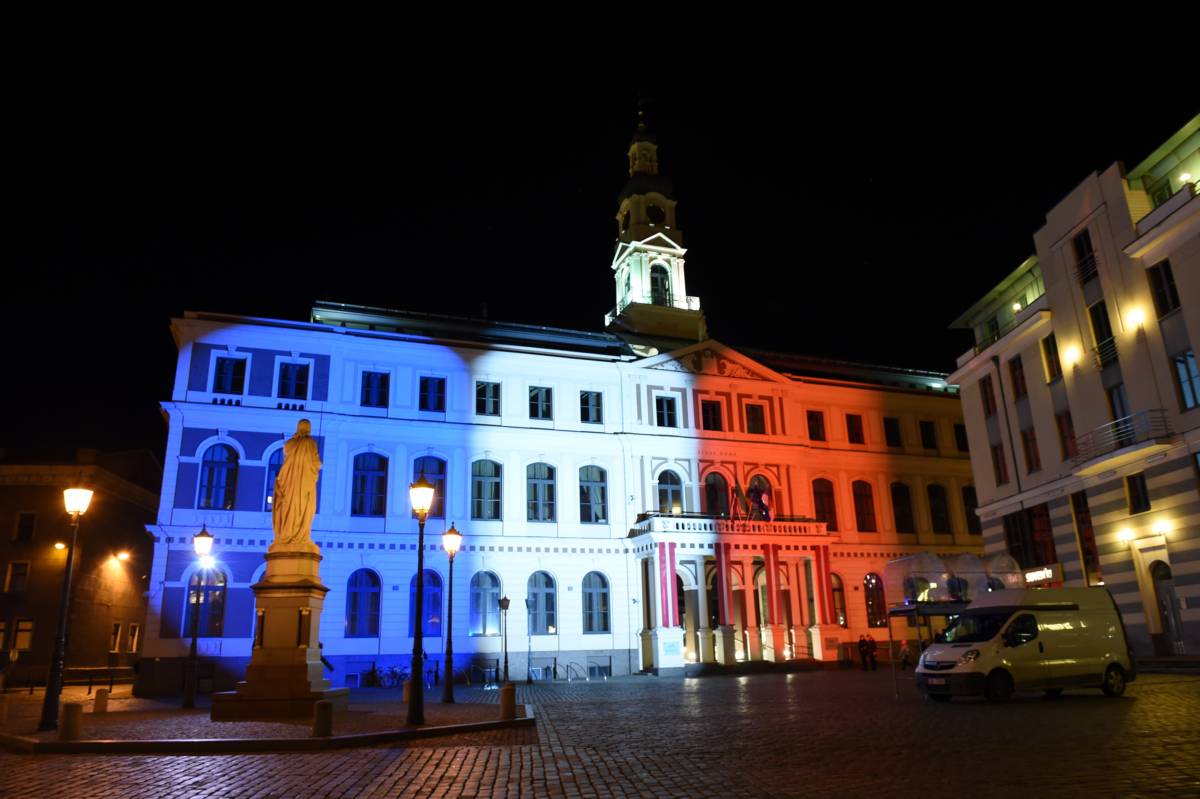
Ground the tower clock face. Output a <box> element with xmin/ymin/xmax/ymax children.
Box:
<box><xmin>646</xmin><ymin>204</ymin><xmax>666</xmax><ymax>224</ymax></box>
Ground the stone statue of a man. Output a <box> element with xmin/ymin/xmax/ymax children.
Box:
<box><xmin>272</xmin><ymin>419</ymin><xmax>322</xmax><ymax>550</ymax></box>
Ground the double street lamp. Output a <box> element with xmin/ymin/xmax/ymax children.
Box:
<box><xmin>407</xmin><ymin>473</ymin><xmax>435</xmax><ymax>726</ymax></box>
<box><xmin>183</xmin><ymin>525</ymin><xmax>214</xmax><ymax>709</ymax></box>
<box><xmin>37</xmin><ymin>488</ymin><xmax>93</xmax><ymax>732</ymax></box>
<box><xmin>441</xmin><ymin>523</ymin><xmax>461</xmax><ymax>703</ymax></box>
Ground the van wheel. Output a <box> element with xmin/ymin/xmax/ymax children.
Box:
<box><xmin>1043</xmin><ymin>689</ymin><xmax>1063</xmax><ymax>699</ymax></box>
<box><xmin>985</xmin><ymin>670</ymin><xmax>1013</xmax><ymax>702</ymax></box>
<box><xmin>928</xmin><ymin>693</ymin><xmax>952</xmax><ymax>702</ymax></box>
<box><xmin>1102</xmin><ymin>665</ymin><xmax>1127</xmax><ymax>697</ymax></box>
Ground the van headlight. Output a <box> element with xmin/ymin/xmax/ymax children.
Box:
<box><xmin>958</xmin><ymin>649</ymin><xmax>981</xmax><ymax>665</ymax></box>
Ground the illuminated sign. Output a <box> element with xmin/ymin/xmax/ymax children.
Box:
<box><xmin>1024</xmin><ymin>564</ymin><xmax>1062</xmax><ymax>585</ymax></box>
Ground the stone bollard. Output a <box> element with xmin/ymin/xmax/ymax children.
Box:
<box><xmin>402</xmin><ymin>679</ymin><xmax>412</xmax><ymax>703</ymax></box>
<box><xmin>499</xmin><ymin>682</ymin><xmax>516</xmax><ymax>720</ymax></box>
<box><xmin>311</xmin><ymin>700</ymin><xmax>333</xmax><ymax>738</ymax></box>
<box><xmin>60</xmin><ymin>702</ymin><xmax>83</xmax><ymax>741</ymax></box>
<box><xmin>94</xmin><ymin>688</ymin><xmax>109</xmax><ymax>714</ymax></box>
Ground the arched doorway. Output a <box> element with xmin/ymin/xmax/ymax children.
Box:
<box><xmin>1150</xmin><ymin>560</ymin><xmax>1185</xmax><ymax>655</ymax></box>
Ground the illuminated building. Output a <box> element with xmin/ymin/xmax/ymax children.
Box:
<box><xmin>950</xmin><ymin>114</ymin><xmax>1199</xmax><ymax>655</ymax></box>
<box><xmin>135</xmin><ymin>116</ymin><xmax>978</xmax><ymax>692</ymax></box>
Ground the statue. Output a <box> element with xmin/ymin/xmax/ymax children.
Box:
<box><xmin>271</xmin><ymin>419</ymin><xmax>321</xmax><ymax>550</ymax></box>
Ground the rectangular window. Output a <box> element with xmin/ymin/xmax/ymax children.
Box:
<box><xmin>962</xmin><ymin>486</ymin><xmax>981</xmax><ymax>535</ymax></box>
<box><xmin>701</xmin><ymin>400</ymin><xmax>723</xmax><ymax>431</ymax></box>
<box><xmin>1172</xmin><ymin>350</ymin><xmax>1200</xmax><ymax>410</ymax></box>
<box><xmin>580</xmin><ymin>391</ymin><xmax>603</xmax><ymax>424</ymax></box>
<box><xmin>1071</xmin><ymin>491</ymin><xmax>1102</xmax><ymax>587</ymax></box>
<box><xmin>1009</xmin><ymin>356</ymin><xmax>1028</xmax><ymax>400</ymax></box>
<box><xmin>1042</xmin><ymin>333</ymin><xmax>1063</xmax><ymax>382</ymax></box>
<box><xmin>1056</xmin><ymin>411</ymin><xmax>1078</xmax><ymax>459</ymax></box>
<box><xmin>745</xmin><ymin>404</ymin><xmax>766</xmax><ymax>434</ymax></box>
<box><xmin>1003</xmin><ymin>504</ymin><xmax>1056</xmax><ymax>570</ymax></box>
<box><xmin>806</xmin><ymin>410</ymin><xmax>826</xmax><ymax>441</ymax></box>
<box><xmin>277</xmin><ymin>361</ymin><xmax>310</xmax><ymax>400</ymax></box>
<box><xmin>127</xmin><ymin>622</ymin><xmax>141</xmax><ymax>653</ymax></box>
<box><xmin>979</xmin><ymin>376</ymin><xmax>997</xmax><ymax>417</ymax></box>
<box><xmin>919</xmin><ymin>420</ymin><xmax>937</xmax><ymax>450</ymax></box>
<box><xmin>360</xmin><ymin>371</ymin><xmax>390</xmax><ymax>408</ymax></box>
<box><xmin>883</xmin><ymin>417</ymin><xmax>902</xmax><ymax>447</ymax></box>
<box><xmin>529</xmin><ymin>386</ymin><xmax>553</xmax><ymax>420</ymax></box>
<box><xmin>1072</xmin><ymin>229</ymin><xmax>1097</xmax><ymax>283</ymax></box>
<box><xmin>1147</xmin><ymin>260</ymin><xmax>1181</xmax><ymax>319</ymax></box>
<box><xmin>991</xmin><ymin>444</ymin><xmax>1009</xmax><ymax>486</ymax></box>
<box><xmin>14</xmin><ymin>512</ymin><xmax>36</xmax><ymax>543</ymax></box>
<box><xmin>846</xmin><ymin>414</ymin><xmax>865</xmax><ymax>444</ymax></box>
<box><xmin>109</xmin><ymin>622</ymin><xmax>122</xmax><ymax>653</ymax></box>
<box><xmin>418</xmin><ymin>376</ymin><xmax>446</xmax><ymax>412</ymax></box>
<box><xmin>954</xmin><ymin>423</ymin><xmax>970</xmax><ymax>453</ymax></box>
<box><xmin>212</xmin><ymin>356</ymin><xmax>246</xmax><ymax>395</ymax></box>
<box><xmin>5</xmin><ymin>561</ymin><xmax>29</xmax><ymax>592</ymax></box>
<box><xmin>1090</xmin><ymin>301</ymin><xmax>1117</xmax><ymax>366</ymax></box>
<box><xmin>14</xmin><ymin>619</ymin><xmax>33</xmax><ymax>651</ymax></box>
<box><xmin>1020</xmin><ymin>427</ymin><xmax>1042</xmax><ymax>473</ymax></box>
<box><xmin>1127</xmin><ymin>472</ymin><xmax>1150</xmax><ymax>514</ymax></box>
<box><xmin>475</xmin><ymin>381</ymin><xmax>501</xmax><ymax>416</ymax></box>
<box><xmin>655</xmin><ymin>396</ymin><xmax>678</xmax><ymax>428</ymax></box>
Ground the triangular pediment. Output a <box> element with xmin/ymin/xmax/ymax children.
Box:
<box><xmin>639</xmin><ymin>340</ymin><xmax>788</xmax><ymax>383</ymax></box>
<box><xmin>611</xmin><ymin>234</ymin><xmax>687</xmax><ymax>269</ymax></box>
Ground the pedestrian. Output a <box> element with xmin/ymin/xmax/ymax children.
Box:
<box><xmin>898</xmin><ymin>639</ymin><xmax>912</xmax><ymax>670</ymax></box>
<box><xmin>866</xmin><ymin>635</ymin><xmax>878</xmax><ymax>671</ymax></box>
<box><xmin>857</xmin><ymin>635</ymin><xmax>869</xmax><ymax>671</ymax></box>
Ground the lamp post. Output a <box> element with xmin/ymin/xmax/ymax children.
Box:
<box><xmin>407</xmin><ymin>473</ymin><xmax>435</xmax><ymax>726</ymax></box>
<box><xmin>441</xmin><ymin>523</ymin><xmax>461</xmax><ymax>703</ymax></box>
<box><xmin>525</xmin><ymin>597</ymin><xmax>534</xmax><ymax>685</ymax></box>
<box><xmin>498</xmin><ymin>596</ymin><xmax>510</xmax><ymax>683</ymax></box>
<box><xmin>37</xmin><ymin>488</ymin><xmax>93</xmax><ymax>732</ymax></box>
<box><xmin>183</xmin><ymin>525</ymin><xmax>214</xmax><ymax>709</ymax></box>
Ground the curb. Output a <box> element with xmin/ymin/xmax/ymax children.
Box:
<box><xmin>0</xmin><ymin>705</ymin><xmax>535</xmax><ymax>755</ymax></box>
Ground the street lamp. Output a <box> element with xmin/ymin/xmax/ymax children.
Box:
<box><xmin>183</xmin><ymin>525</ymin><xmax>214</xmax><ymax>709</ymax></box>
<box><xmin>441</xmin><ymin>523</ymin><xmax>462</xmax><ymax>703</ymax></box>
<box><xmin>37</xmin><ymin>487</ymin><xmax>93</xmax><ymax>732</ymax></box>
<box><xmin>498</xmin><ymin>596</ymin><xmax>510</xmax><ymax>683</ymax></box>
<box><xmin>407</xmin><ymin>472</ymin><xmax>435</xmax><ymax>726</ymax></box>
<box><xmin>525</xmin><ymin>597</ymin><xmax>534</xmax><ymax>685</ymax></box>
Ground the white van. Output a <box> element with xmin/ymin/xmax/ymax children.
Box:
<box><xmin>915</xmin><ymin>587</ymin><xmax>1136</xmax><ymax>702</ymax></box>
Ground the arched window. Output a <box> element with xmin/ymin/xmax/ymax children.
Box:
<box><xmin>197</xmin><ymin>444</ymin><xmax>238</xmax><ymax>510</ymax></box>
<box><xmin>864</xmin><ymin>572</ymin><xmax>887</xmax><ymax>627</ymax></box>
<box><xmin>830</xmin><ymin>573</ymin><xmax>847</xmax><ymax>628</ymax></box>
<box><xmin>658</xmin><ymin>471</ymin><xmax>683</xmax><ymax>514</ymax></box>
<box><xmin>351</xmin><ymin>453</ymin><xmax>388</xmax><ymax>517</ymax></box>
<box><xmin>263</xmin><ymin>448</ymin><xmax>284</xmax><ymax>512</ymax></box>
<box><xmin>703</xmin><ymin>473</ymin><xmax>730</xmax><ymax>517</ymax></box>
<box><xmin>468</xmin><ymin>571</ymin><xmax>501</xmax><ymax>636</ymax></box>
<box><xmin>579</xmin><ymin>466</ymin><xmax>608</xmax><ymax>524</ymax></box>
<box><xmin>471</xmin><ymin>460</ymin><xmax>502</xmax><ymax>520</ymax></box>
<box><xmin>812</xmin><ymin>478</ymin><xmax>838</xmax><ymax>531</ymax></box>
<box><xmin>345</xmin><ymin>569</ymin><xmax>381</xmax><ymax>638</ymax></box>
<box><xmin>413</xmin><ymin>456</ymin><xmax>446</xmax><ymax>519</ymax></box>
<box><xmin>852</xmin><ymin>480</ymin><xmax>877</xmax><ymax>532</ymax></box>
<box><xmin>582</xmin><ymin>571</ymin><xmax>610</xmax><ymax>633</ymax></box>
<box><xmin>184</xmin><ymin>569</ymin><xmax>227</xmax><ymax>637</ymax></box>
<box><xmin>527</xmin><ymin>463</ymin><xmax>556</xmax><ymax>521</ymax></box>
<box><xmin>527</xmin><ymin>571</ymin><xmax>557</xmax><ymax>634</ymax></box>
<box><xmin>408</xmin><ymin>570</ymin><xmax>443</xmax><ymax>637</ymax></box>
<box><xmin>928</xmin><ymin>484</ymin><xmax>951</xmax><ymax>534</ymax></box>
<box><xmin>891</xmin><ymin>482</ymin><xmax>915</xmax><ymax>533</ymax></box>
<box><xmin>748</xmin><ymin>474</ymin><xmax>773</xmax><ymax>521</ymax></box>
<box><xmin>650</xmin><ymin>263</ymin><xmax>671</xmax><ymax>306</ymax></box>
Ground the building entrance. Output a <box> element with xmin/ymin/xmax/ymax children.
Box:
<box><xmin>1150</xmin><ymin>560</ymin><xmax>1185</xmax><ymax>655</ymax></box>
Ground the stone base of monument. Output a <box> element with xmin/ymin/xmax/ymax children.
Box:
<box><xmin>211</xmin><ymin>549</ymin><xmax>350</xmax><ymax>720</ymax></box>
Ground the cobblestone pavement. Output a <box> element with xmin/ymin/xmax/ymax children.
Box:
<box><xmin>2</xmin><ymin>671</ymin><xmax>1198</xmax><ymax>798</ymax></box>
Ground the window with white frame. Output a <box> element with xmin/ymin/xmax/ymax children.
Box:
<box><xmin>579</xmin><ymin>466</ymin><xmax>608</xmax><ymax>523</ymax></box>
<box><xmin>361</xmin><ymin>371</ymin><xmax>390</xmax><ymax>407</ymax></box>
<box><xmin>580</xmin><ymin>390</ymin><xmax>603</xmax><ymax>424</ymax></box>
<box><xmin>419</xmin><ymin>376</ymin><xmax>446</xmax><ymax>412</ymax></box>
<box><xmin>655</xmin><ymin>395</ymin><xmax>678</xmax><ymax>428</ymax></box>
<box><xmin>527</xmin><ymin>463</ymin><xmax>556</xmax><ymax>521</ymax></box>
<box><xmin>277</xmin><ymin>360</ymin><xmax>310</xmax><ymax>400</ymax></box>
<box><xmin>657</xmin><ymin>471</ymin><xmax>683</xmax><ymax>514</ymax></box>
<box><xmin>197</xmin><ymin>444</ymin><xmax>239</xmax><ymax>510</ymax></box>
<box><xmin>476</xmin><ymin>381</ymin><xmax>501</xmax><ymax>416</ymax></box>
<box><xmin>469</xmin><ymin>571</ymin><xmax>501</xmax><ymax>636</ymax></box>
<box><xmin>471</xmin><ymin>460</ymin><xmax>502</xmax><ymax>520</ymax></box>
<box><xmin>529</xmin><ymin>386</ymin><xmax>553</xmax><ymax>420</ymax></box>
<box><xmin>212</xmin><ymin>355</ymin><xmax>247</xmax><ymax>395</ymax></box>
<box><xmin>527</xmin><ymin>571</ymin><xmax>557</xmax><ymax>634</ymax></box>
<box><xmin>582</xmin><ymin>572</ymin><xmax>610</xmax><ymax>633</ymax></box>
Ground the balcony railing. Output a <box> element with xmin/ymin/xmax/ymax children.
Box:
<box><xmin>971</xmin><ymin>292</ymin><xmax>1047</xmax><ymax>355</ymax></box>
<box><xmin>1075</xmin><ymin>253</ymin><xmax>1098</xmax><ymax>284</ymax></box>
<box><xmin>1073</xmin><ymin>409</ymin><xmax>1172</xmax><ymax>465</ymax></box>
<box><xmin>1091</xmin><ymin>337</ymin><xmax>1119</xmax><ymax>369</ymax></box>
<box><xmin>630</xmin><ymin>511</ymin><xmax>829</xmax><ymax>537</ymax></box>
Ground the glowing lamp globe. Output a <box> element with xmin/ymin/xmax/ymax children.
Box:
<box><xmin>193</xmin><ymin>525</ymin><xmax>214</xmax><ymax>557</ymax></box>
<box><xmin>410</xmin><ymin>474</ymin><xmax>436</xmax><ymax>516</ymax></box>
<box><xmin>63</xmin><ymin>488</ymin><xmax>94</xmax><ymax>516</ymax></box>
<box><xmin>442</xmin><ymin>523</ymin><xmax>462</xmax><ymax>557</ymax></box>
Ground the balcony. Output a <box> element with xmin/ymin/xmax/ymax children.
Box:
<box><xmin>1073</xmin><ymin>409</ymin><xmax>1174</xmax><ymax>475</ymax></box>
<box><xmin>630</xmin><ymin>511</ymin><xmax>830</xmax><ymax>538</ymax></box>
<box><xmin>605</xmin><ymin>293</ymin><xmax>702</xmax><ymax>326</ymax></box>
<box><xmin>1074</xmin><ymin>253</ymin><xmax>1098</xmax><ymax>285</ymax></box>
<box><xmin>1091</xmin><ymin>337</ymin><xmax>1119</xmax><ymax>369</ymax></box>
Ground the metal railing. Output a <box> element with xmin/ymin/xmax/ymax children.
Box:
<box><xmin>973</xmin><ymin>294</ymin><xmax>1047</xmax><ymax>354</ymax></box>
<box><xmin>1091</xmin><ymin>337</ymin><xmax>1119</xmax><ymax>369</ymax></box>
<box><xmin>631</xmin><ymin>511</ymin><xmax>829</xmax><ymax>537</ymax></box>
<box><xmin>1073</xmin><ymin>409</ymin><xmax>1172</xmax><ymax>464</ymax></box>
<box><xmin>1075</xmin><ymin>253</ymin><xmax>1098</xmax><ymax>284</ymax></box>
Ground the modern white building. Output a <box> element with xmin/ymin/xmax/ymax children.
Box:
<box><xmin>137</xmin><ymin>117</ymin><xmax>980</xmax><ymax>694</ymax></box>
<box><xmin>950</xmin><ymin>115</ymin><xmax>1199</xmax><ymax>656</ymax></box>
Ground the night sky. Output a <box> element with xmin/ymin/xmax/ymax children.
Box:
<box><xmin>7</xmin><ymin>68</ymin><xmax>1195</xmax><ymax>456</ymax></box>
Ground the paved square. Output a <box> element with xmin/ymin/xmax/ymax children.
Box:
<box><xmin>2</xmin><ymin>670</ymin><xmax>1197</xmax><ymax>797</ymax></box>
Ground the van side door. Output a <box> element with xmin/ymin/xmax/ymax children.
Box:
<box><xmin>1003</xmin><ymin>613</ymin><xmax>1047</xmax><ymax>690</ymax></box>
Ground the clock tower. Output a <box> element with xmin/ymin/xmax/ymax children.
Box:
<box><xmin>605</xmin><ymin>108</ymin><xmax>707</xmax><ymax>344</ymax></box>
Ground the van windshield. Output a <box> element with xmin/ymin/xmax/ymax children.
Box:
<box><xmin>942</xmin><ymin>612</ymin><xmax>1011</xmax><ymax>644</ymax></box>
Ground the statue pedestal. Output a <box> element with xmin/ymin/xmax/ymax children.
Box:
<box><xmin>211</xmin><ymin>548</ymin><xmax>349</xmax><ymax>719</ymax></box>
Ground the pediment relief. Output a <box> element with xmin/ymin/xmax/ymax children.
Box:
<box><xmin>648</xmin><ymin>347</ymin><xmax>771</xmax><ymax>381</ymax></box>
